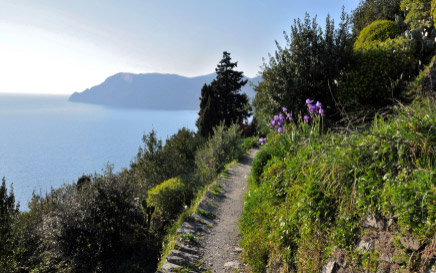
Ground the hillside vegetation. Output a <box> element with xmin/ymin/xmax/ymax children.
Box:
<box><xmin>3</xmin><ymin>0</ymin><xmax>436</xmax><ymax>272</ymax></box>
<box><xmin>0</xmin><ymin>51</ymin><xmax>253</xmax><ymax>273</ymax></box>
<box><xmin>242</xmin><ymin>0</ymin><xmax>436</xmax><ymax>272</ymax></box>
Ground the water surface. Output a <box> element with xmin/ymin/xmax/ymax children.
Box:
<box><xmin>0</xmin><ymin>94</ymin><xmax>197</xmax><ymax>209</ymax></box>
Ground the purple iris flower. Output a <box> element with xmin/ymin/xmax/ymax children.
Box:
<box><xmin>306</xmin><ymin>99</ymin><xmax>314</xmax><ymax>105</ymax></box>
<box><xmin>315</xmin><ymin>101</ymin><xmax>322</xmax><ymax>109</ymax></box>
<box><xmin>279</xmin><ymin>113</ymin><xmax>285</xmax><ymax>122</ymax></box>
<box><xmin>278</xmin><ymin>127</ymin><xmax>283</xmax><ymax>134</ymax></box>
<box><xmin>304</xmin><ymin>115</ymin><xmax>311</xmax><ymax>123</ymax></box>
<box><xmin>277</xmin><ymin>120</ymin><xmax>283</xmax><ymax>127</ymax></box>
<box><xmin>287</xmin><ymin>113</ymin><xmax>293</xmax><ymax>121</ymax></box>
<box><xmin>282</xmin><ymin>107</ymin><xmax>288</xmax><ymax>113</ymax></box>
<box><xmin>308</xmin><ymin>104</ymin><xmax>317</xmax><ymax>114</ymax></box>
<box><xmin>274</xmin><ymin>115</ymin><xmax>279</xmax><ymax>121</ymax></box>
<box><xmin>319</xmin><ymin>108</ymin><xmax>325</xmax><ymax>117</ymax></box>
<box><xmin>258</xmin><ymin>137</ymin><xmax>266</xmax><ymax>145</ymax></box>
<box><xmin>270</xmin><ymin>120</ymin><xmax>276</xmax><ymax>128</ymax></box>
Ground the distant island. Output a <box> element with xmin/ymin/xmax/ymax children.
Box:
<box><xmin>68</xmin><ymin>72</ymin><xmax>261</xmax><ymax>110</ymax></box>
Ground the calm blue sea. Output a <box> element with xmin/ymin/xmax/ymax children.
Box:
<box><xmin>0</xmin><ymin>94</ymin><xmax>198</xmax><ymax>209</ymax></box>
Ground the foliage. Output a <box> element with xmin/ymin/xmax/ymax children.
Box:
<box><xmin>253</xmin><ymin>12</ymin><xmax>352</xmax><ymax>134</ymax></box>
<box><xmin>241</xmin><ymin>136</ymin><xmax>259</xmax><ymax>151</ymax></box>
<box><xmin>354</xmin><ymin>20</ymin><xmax>401</xmax><ymax>50</ymax></box>
<box><xmin>195</xmin><ymin>123</ymin><xmax>243</xmax><ymax>183</ymax></box>
<box><xmin>433</xmin><ymin>0</ymin><xmax>436</xmax><ymax>28</ymax></box>
<box><xmin>196</xmin><ymin>51</ymin><xmax>251</xmax><ymax>138</ymax></box>
<box><xmin>131</xmin><ymin>130</ymin><xmax>166</xmax><ymax>190</ymax></box>
<box><xmin>131</xmin><ymin>128</ymin><xmax>202</xmax><ymax>193</ymax></box>
<box><xmin>339</xmin><ymin>36</ymin><xmax>416</xmax><ymax>104</ymax></box>
<box><xmin>19</xmin><ymin>168</ymin><xmax>160</xmax><ymax>273</ymax></box>
<box><xmin>401</xmin><ymin>0</ymin><xmax>432</xmax><ymax>29</ymax></box>
<box><xmin>249</xmin><ymin>148</ymin><xmax>272</xmax><ymax>186</ymax></box>
<box><xmin>162</xmin><ymin>128</ymin><xmax>203</xmax><ymax>182</ymax></box>
<box><xmin>147</xmin><ymin>178</ymin><xmax>186</xmax><ymax>224</ymax></box>
<box><xmin>0</xmin><ymin>178</ymin><xmax>20</xmax><ymax>272</ymax></box>
<box><xmin>241</xmin><ymin>98</ymin><xmax>436</xmax><ymax>272</ymax></box>
<box><xmin>351</xmin><ymin>0</ymin><xmax>402</xmax><ymax>36</ymax></box>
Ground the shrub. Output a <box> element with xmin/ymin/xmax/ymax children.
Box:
<box><xmin>0</xmin><ymin>178</ymin><xmax>20</xmax><ymax>272</ymax></box>
<box><xmin>241</xmin><ymin>136</ymin><xmax>258</xmax><ymax>151</ymax></box>
<box><xmin>351</xmin><ymin>0</ymin><xmax>402</xmax><ymax>36</ymax></box>
<box><xmin>147</xmin><ymin>177</ymin><xmax>186</xmax><ymax>223</ymax></box>
<box><xmin>131</xmin><ymin>130</ymin><xmax>166</xmax><ymax>190</ymax></box>
<box><xmin>433</xmin><ymin>0</ymin><xmax>436</xmax><ymax>28</ymax></box>
<box><xmin>401</xmin><ymin>0</ymin><xmax>432</xmax><ymax>29</ymax></box>
<box><xmin>338</xmin><ymin>36</ymin><xmax>416</xmax><ymax>104</ymax></box>
<box><xmin>253</xmin><ymin>12</ymin><xmax>352</xmax><ymax>133</ymax></box>
<box><xmin>131</xmin><ymin>128</ymin><xmax>202</xmax><ymax>193</ymax></box>
<box><xmin>162</xmin><ymin>128</ymin><xmax>202</xmax><ymax>182</ymax></box>
<box><xmin>20</xmin><ymin>169</ymin><xmax>160</xmax><ymax>273</ymax></box>
<box><xmin>195</xmin><ymin>123</ymin><xmax>243</xmax><ymax>183</ymax></box>
<box><xmin>250</xmin><ymin>147</ymin><xmax>272</xmax><ymax>185</ymax></box>
<box><xmin>354</xmin><ymin>20</ymin><xmax>401</xmax><ymax>51</ymax></box>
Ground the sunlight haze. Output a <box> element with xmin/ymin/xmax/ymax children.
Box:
<box><xmin>0</xmin><ymin>0</ymin><xmax>359</xmax><ymax>94</ymax></box>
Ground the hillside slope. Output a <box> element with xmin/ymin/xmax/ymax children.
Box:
<box><xmin>241</xmin><ymin>99</ymin><xmax>436</xmax><ymax>272</ymax></box>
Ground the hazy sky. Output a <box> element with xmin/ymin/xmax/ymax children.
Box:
<box><xmin>0</xmin><ymin>0</ymin><xmax>359</xmax><ymax>94</ymax></box>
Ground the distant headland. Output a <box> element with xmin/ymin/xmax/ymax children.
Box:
<box><xmin>69</xmin><ymin>72</ymin><xmax>261</xmax><ymax>110</ymax></box>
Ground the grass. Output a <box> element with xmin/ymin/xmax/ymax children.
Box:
<box><xmin>240</xmin><ymin>98</ymin><xmax>436</xmax><ymax>272</ymax></box>
<box><xmin>179</xmin><ymin>233</ymin><xmax>199</xmax><ymax>244</ymax></box>
<box><xmin>196</xmin><ymin>208</ymin><xmax>215</xmax><ymax>219</ymax></box>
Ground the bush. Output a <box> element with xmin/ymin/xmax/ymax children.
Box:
<box><xmin>195</xmin><ymin>123</ymin><xmax>243</xmax><ymax>183</ymax></box>
<box><xmin>131</xmin><ymin>130</ymin><xmax>166</xmax><ymax>190</ymax></box>
<box><xmin>351</xmin><ymin>0</ymin><xmax>402</xmax><ymax>36</ymax></box>
<box><xmin>147</xmin><ymin>177</ymin><xmax>186</xmax><ymax>223</ymax></box>
<box><xmin>354</xmin><ymin>20</ymin><xmax>401</xmax><ymax>50</ymax></box>
<box><xmin>338</xmin><ymin>36</ymin><xmax>416</xmax><ymax>104</ymax></box>
<box><xmin>433</xmin><ymin>0</ymin><xmax>436</xmax><ymax>28</ymax></box>
<box><xmin>162</xmin><ymin>128</ymin><xmax>203</xmax><ymax>182</ymax></box>
<box><xmin>401</xmin><ymin>0</ymin><xmax>432</xmax><ymax>29</ymax></box>
<box><xmin>241</xmin><ymin>136</ymin><xmax>259</xmax><ymax>151</ymax></box>
<box><xmin>0</xmin><ymin>178</ymin><xmax>20</xmax><ymax>272</ymax></box>
<box><xmin>131</xmin><ymin>128</ymin><xmax>202</xmax><ymax>193</ymax></box>
<box><xmin>253</xmin><ymin>13</ymin><xmax>352</xmax><ymax>133</ymax></box>
<box><xmin>20</xmin><ymin>169</ymin><xmax>160</xmax><ymax>273</ymax></box>
<box><xmin>250</xmin><ymin>147</ymin><xmax>272</xmax><ymax>185</ymax></box>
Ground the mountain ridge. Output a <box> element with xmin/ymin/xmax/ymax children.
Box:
<box><xmin>69</xmin><ymin>72</ymin><xmax>261</xmax><ymax>110</ymax></box>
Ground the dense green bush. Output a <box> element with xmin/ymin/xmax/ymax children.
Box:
<box><xmin>253</xmin><ymin>13</ymin><xmax>352</xmax><ymax>133</ymax></box>
<box><xmin>338</xmin><ymin>36</ymin><xmax>416</xmax><ymax>104</ymax></box>
<box><xmin>433</xmin><ymin>0</ymin><xmax>436</xmax><ymax>28</ymax></box>
<box><xmin>131</xmin><ymin>128</ymin><xmax>202</xmax><ymax>193</ymax></box>
<box><xmin>249</xmin><ymin>147</ymin><xmax>272</xmax><ymax>186</ymax></box>
<box><xmin>351</xmin><ymin>0</ymin><xmax>402</xmax><ymax>36</ymax></box>
<box><xmin>401</xmin><ymin>0</ymin><xmax>432</xmax><ymax>29</ymax></box>
<box><xmin>195</xmin><ymin>123</ymin><xmax>243</xmax><ymax>182</ymax></box>
<box><xmin>131</xmin><ymin>130</ymin><xmax>166</xmax><ymax>190</ymax></box>
<box><xmin>147</xmin><ymin>177</ymin><xmax>186</xmax><ymax>224</ymax></box>
<box><xmin>0</xmin><ymin>178</ymin><xmax>20</xmax><ymax>272</ymax></box>
<box><xmin>19</xmin><ymin>169</ymin><xmax>160</xmax><ymax>273</ymax></box>
<box><xmin>241</xmin><ymin>136</ymin><xmax>258</xmax><ymax>151</ymax></box>
<box><xmin>241</xmin><ymin>98</ymin><xmax>436</xmax><ymax>272</ymax></box>
<box><xmin>354</xmin><ymin>20</ymin><xmax>401</xmax><ymax>50</ymax></box>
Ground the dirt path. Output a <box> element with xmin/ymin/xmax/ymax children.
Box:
<box><xmin>200</xmin><ymin>149</ymin><xmax>256</xmax><ymax>272</ymax></box>
<box><xmin>158</xmin><ymin>149</ymin><xmax>257</xmax><ymax>273</ymax></box>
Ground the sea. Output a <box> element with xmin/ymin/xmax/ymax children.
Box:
<box><xmin>0</xmin><ymin>94</ymin><xmax>198</xmax><ymax>209</ymax></box>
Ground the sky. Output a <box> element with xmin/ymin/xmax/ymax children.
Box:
<box><xmin>0</xmin><ymin>0</ymin><xmax>360</xmax><ymax>95</ymax></box>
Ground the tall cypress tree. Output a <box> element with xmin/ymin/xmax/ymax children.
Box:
<box><xmin>196</xmin><ymin>51</ymin><xmax>250</xmax><ymax>137</ymax></box>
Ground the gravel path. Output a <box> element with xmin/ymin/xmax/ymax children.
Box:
<box><xmin>200</xmin><ymin>149</ymin><xmax>257</xmax><ymax>273</ymax></box>
<box><xmin>158</xmin><ymin>149</ymin><xmax>257</xmax><ymax>273</ymax></box>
